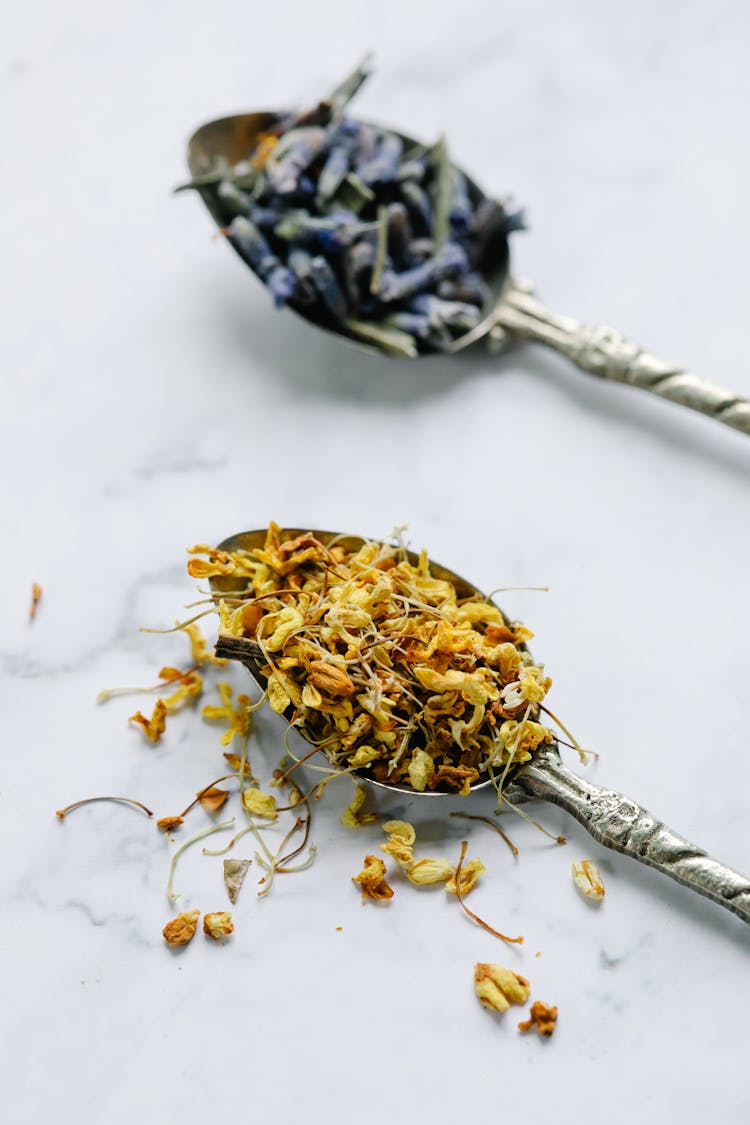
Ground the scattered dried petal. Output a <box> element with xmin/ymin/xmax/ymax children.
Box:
<box><xmin>352</xmin><ymin>855</ymin><xmax>394</xmax><ymax>900</ymax></box>
<box><xmin>203</xmin><ymin>911</ymin><xmax>234</xmax><ymax>940</ymax></box>
<box><xmin>162</xmin><ymin>909</ymin><xmax>200</xmax><ymax>946</ymax></box>
<box><xmin>162</xmin><ymin>670</ymin><xmax>203</xmax><ymax>713</ymax></box>
<box><xmin>29</xmin><ymin>582</ymin><xmax>43</xmax><ymax>622</ymax></box>
<box><xmin>157</xmin><ymin>815</ymin><xmax>184</xmax><ymax>832</ymax></box>
<box><xmin>241</xmin><ymin>788</ymin><xmax>278</xmax><ymax>820</ymax></box>
<box><xmin>406</xmin><ymin>858</ymin><xmax>455</xmax><ymax>885</ymax></box>
<box><xmin>518</xmin><ymin>1000</ymin><xmax>558</xmax><ymax>1038</ymax></box>
<box><xmin>202</xmin><ymin>682</ymin><xmax>251</xmax><ymax>745</ymax></box>
<box><xmin>223</xmin><ymin>858</ymin><xmax>252</xmax><ymax>904</ymax></box>
<box><xmin>197</xmin><ymin>786</ymin><xmax>230</xmax><ymax>815</ymax></box>
<box><xmin>340</xmin><ymin>784</ymin><xmax>377</xmax><ymax>827</ymax></box>
<box><xmin>382</xmin><ymin>820</ymin><xmax>416</xmax><ymax>846</ymax></box>
<box><xmin>446</xmin><ymin>856</ymin><xmax>485</xmax><ymax>895</ymax></box>
<box><xmin>572</xmin><ymin>859</ymin><xmax>605</xmax><ymax>902</ymax></box>
<box><xmin>183</xmin><ymin>622</ymin><xmax>227</xmax><ymax>667</ymax></box>
<box><xmin>129</xmin><ymin>699</ymin><xmax>168</xmax><ymax>743</ymax></box>
<box><xmin>474</xmin><ymin>963</ymin><xmax>531</xmax><ymax>1012</ymax></box>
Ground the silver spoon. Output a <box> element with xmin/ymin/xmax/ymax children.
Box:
<box><xmin>186</xmin><ymin>113</ymin><xmax>750</xmax><ymax>437</ymax></box>
<box><xmin>209</xmin><ymin>528</ymin><xmax>750</xmax><ymax>925</ymax></box>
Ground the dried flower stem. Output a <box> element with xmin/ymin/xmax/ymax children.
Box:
<box><xmin>56</xmin><ymin>796</ymin><xmax>153</xmax><ymax>819</ymax></box>
<box><xmin>501</xmin><ymin>796</ymin><xmax>566</xmax><ymax>845</ymax></box>
<box><xmin>178</xmin><ymin>773</ymin><xmax>236</xmax><ymax>818</ymax></box>
<box><xmin>97</xmin><ymin>665</ymin><xmax>200</xmax><ymax>704</ymax></box>
<box><xmin>453</xmin><ymin>840</ymin><xmax>523</xmax><ymax>945</ymax></box>
<box><xmin>450</xmin><ymin>812</ymin><xmax>519</xmax><ymax>858</ymax></box>
<box><xmin>167</xmin><ymin>819</ymin><xmax>235</xmax><ymax>902</ymax></box>
<box><xmin>539</xmin><ymin>704</ymin><xmax>591</xmax><ymax>764</ymax></box>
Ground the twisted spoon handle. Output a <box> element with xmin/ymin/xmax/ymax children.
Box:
<box><xmin>511</xmin><ymin>745</ymin><xmax>750</xmax><ymax>923</ymax></box>
<box><xmin>492</xmin><ymin>277</ymin><xmax>750</xmax><ymax>436</ymax></box>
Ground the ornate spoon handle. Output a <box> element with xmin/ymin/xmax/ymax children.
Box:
<box><xmin>492</xmin><ymin>277</ymin><xmax>750</xmax><ymax>436</ymax></box>
<box><xmin>507</xmin><ymin>745</ymin><xmax>750</xmax><ymax>923</ymax></box>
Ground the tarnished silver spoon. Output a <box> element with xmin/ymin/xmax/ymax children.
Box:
<box><xmin>186</xmin><ymin>113</ymin><xmax>750</xmax><ymax>437</ymax></box>
<box><xmin>209</xmin><ymin>528</ymin><xmax>750</xmax><ymax>925</ymax></box>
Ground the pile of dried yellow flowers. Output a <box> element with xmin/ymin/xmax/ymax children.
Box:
<box><xmin>189</xmin><ymin>523</ymin><xmax>556</xmax><ymax>800</ymax></box>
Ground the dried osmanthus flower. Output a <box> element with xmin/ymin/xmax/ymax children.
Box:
<box><xmin>163</xmin><ymin>909</ymin><xmax>201</xmax><ymax>946</ymax></box>
<box><xmin>340</xmin><ymin>783</ymin><xmax>377</xmax><ymax>827</ymax></box>
<box><xmin>203</xmin><ymin>912</ymin><xmax>234</xmax><ymax>940</ymax></box>
<box><xmin>202</xmin><ymin>681</ymin><xmax>252</xmax><ymax>746</ymax></box>
<box><xmin>353</xmin><ymin>855</ymin><xmax>394</xmax><ymax>900</ymax></box>
<box><xmin>518</xmin><ymin>1001</ymin><xmax>558</xmax><ymax>1038</ymax></box>
<box><xmin>407</xmin><ymin>858</ymin><xmax>455</xmax><ymax>885</ymax></box>
<box><xmin>29</xmin><ymin>582</ymin><xmax>43</xmax><ymax>622</ymax></box>
<box><xmin>380</xmin><ymin>821</ymin><xmax>416</xmax><ymax>870</ymax></box>
<box><xmin>474</xmin><ymin>963</ymin><xmax>531</xmax><ymax>1013</ymax></box>
<box><xmin>572</xmin><ymin>859</ymin><xmax>605</xmax><ymax>902</ymax></box>
<box><xmin>193</xmin><ymin>522</ymin><xmax>560</xmax><ymax>803</ymax></box>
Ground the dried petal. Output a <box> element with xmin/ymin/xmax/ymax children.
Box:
<box><xmin>163</xmin><ymin>670</ymin><xmax>203</xmax><ymax>713</ymax></box>
<box><xmin>381</xmin><ymin>820</ymin><xmax>416</xmax><ymax>846</ymax></box>
<box><xmin>129</xmin><ymin>699</ymin><xmax>167</xmax><ymax>743</ymax></box>
<box><xmin>308</xmin><ymin>660</ymin><xmax>356</xmax><ymax>697</ymax></box>
<box><xmin>202</xmin><ymin>682</ymin><xmax>251</xmax><ymax>745</ymax></box>
<box><xmin>203</xmin><ymin>911</ymin><xmax>234</xmax><ymax>940</ymax></box>
<box><xmin>474</xmin><ymin>963</ymin><xmax>531</xmax><ymax>1012</ymax></box>
<box><xmin>518</xmin><ymin>1000</ymin><xmax>558</xmax><ymax>1038</ymax></box>
<box><xmin>157</xmin><ymin>815</ymin><xmax>184</xmax><ymax>832</ymax></box>
<box><xmin>241</xmin><ymin>788</ymin><xmax>278</xmax><ymax>820</ymax></box>
<box><xmin>183</xmin><ymin>622</ymin><xmax>227</xmax><ymax>667</ymax></box>
<box><xmin>162</xmin><ymin>908</ymin><xmax>200</xmax><ymax>946</ymax></box>
<box><xmin>352</xmin><ymin>855</ymin><xmax>394</xmax><ymax>900</ymax></box>
<box><xmin>223</xmin><ymin>859</ymin><xmax>252</xmax><ymax>904</ymax></box>
<box><xmin>406</xmin><ymin>858</ymin><xmax>455</xmax><ymax>885</ymax></box>
<box><xmin>29</xmin><ymin>582</ymin><xmax>43</xmax><ymax>622</ymax></box>
<box><xmin>197</xmin><ymin>786</ymin><xmax>229</xmax><ymax>815</ymax></box>
<box><xmin>340</xmin><ymin>784</ymin><xmax>377</xmax><ymax>827</ymax></box>
<box><xmin>446</xmin><ymin>856</ymin><xmax>485</xmax><ymax>895</ymax></box>
<box><xmin>572</xmin><ymin>859</ymin><xmax>605</xmax><ymax>902</ymax></box>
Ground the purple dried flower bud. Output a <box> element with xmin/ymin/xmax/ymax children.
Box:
<box><xmin>309</xmin><ymin>255</ymin><xmax>349</xmax><ymax>320</ymax></box>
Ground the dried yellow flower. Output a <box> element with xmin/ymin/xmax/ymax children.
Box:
<box><xmin>156</xmin><ymin>815</ymin><xmax>184</xmax><ymax>832</ymax></box>
<box><xmin>183</xmin><ymin>622</ymin><xmax>227</xmax><ymax>667</ymax></box>
<box><xmin>572</xmin><ymin>859</ymin><xmax>605</xmax><ymax>902</ymax></box>
<box><xmin>407</xmin><ymin>748</ymin><xmax>435</xmax><ymax>792</ymax></box>
<box><xmin>129</xmin><ymin>699</ymin><xmax>167</xmax><ymax>743</ymax></box>
<box><xmin>446</xmin><ymin>856</ymin><xmax>485</xmax><ymax>895</ymax></box>
<box><xmin>406</xmin><ymin>858</ymin><xmax>455</xmax><ymax>885</ymax></box>
<box><xmin>201</xmin><ymin>682</ymin><xmax>251</xmax><ymax>745</ymax></box>
<box><xmin>162</xmin><ymin>908</ymin><xmax>200</xmax><ymax>946</ymax></box>
<box><xmin>267</xmin><ymin>674</ymin><xmax>292</xmax><ymax>715</ymax></box>
<box><xmin>352</xmin><ymin>855</ymin><xmax>394</xmax><ymax>900</ymax></box>
<box><xmin>162</xmin><ymin>670</ymin><xmax>203</xmax><ymax>713</ymax></box>
<box><xmin>308</xmin><ymin>660</ymin><xmax>356</xmax><ymax>698</ymax></box>
<box><xmin>518</xmin><ymin>1000</ymin><xmax>558</xmax><ymax>1038</ymax></box>
<box><xmin>197</xmin><ymin>786</ymin><xmax>229</xmax><ymax>815</ymax></box>
<box><xmin>340</xmin><ymin>784</ymin><xmax>377</xmax><ymax>828</ymax></box>
<box><xmin>191</xmin><ymin>525</ymin><xmax>563</xmax><ymax>797</ymax></box>
<box><xmin>474</xmin><ymin>963</ymin><xmax>531</xmax><ymax>1012</ymax></box>
<box><xmin>29</xmin><ymin>581</ymin><xmax>43</xmax><ymax>622</ymax></box>
<box><xmin>382</xmin><ymin>820</ymin><xmax>416</xmax><ymax>846</ymax></box>
<box><xmin>241</xmin><ymin>788</ymin><xmax>277</xmax><ymax>820</ymax></box>
<box><xmin>203</xmin><ymin>912</ymin><xmax>234</xmax><ymax>940</ymax></box>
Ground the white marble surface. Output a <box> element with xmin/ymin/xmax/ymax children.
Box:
<box><xmin>2</xmin><ymin>1</ymin><xmax>750</xmax><ymax>1121</ymax></box>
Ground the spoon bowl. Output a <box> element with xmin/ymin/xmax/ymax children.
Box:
<box><xmin>209</xmin><ymin>526</ymin><xmax>508</xmax><ymax>798</ymax></box>
<box><xmin>187</xmin><ymin>112</ymin><xmax>510</xmax><ymax>356</ymax></box>
<box><xmin>185</xmin><ymin>111</ymin><xmax>750</xmax><ymax>434</ymax></box>
<box><xmin>208</xmin><ymin>525</ymin><xmax>750</xmax><ymax>923</ymax></box>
